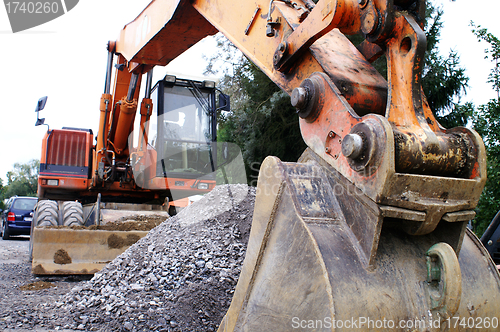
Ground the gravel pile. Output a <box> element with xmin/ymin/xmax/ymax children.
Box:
<box><xmin>47</xmin><ymin>184</ymin><xmax>256</xmax><ymax>331</ymax></box>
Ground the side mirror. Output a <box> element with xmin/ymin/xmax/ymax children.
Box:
<box><xmin>219</xmin><ymin>93</ymin><xmax>230</xmax><ymax>112</ymax></box>
<box><xmin>35</xmin><ymin>96</ymin><xmax>49</xmax><ymax>130</ymax></box>
<box><xmin>35</xmin><ymin>96</ymin><xmax>47</xmax><ymax>112</ymax></box>
<box><xmin>35</xmin><ymin>118</ymin><xmax>45</xmax><ymax>126</ymax></box>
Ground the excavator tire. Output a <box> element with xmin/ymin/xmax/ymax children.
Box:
<box><xmin>30</xmin><ymin>200</ymin><xmax>58</xmax><ymax>261</ymax></box>
<box><xmin>35</xmin><ymin>200</ymin><xmax>59</xmax><ymax>227</ymax></box>
<box><xmin>61</xmin><ymin>201</ymin><xmax>84</xmax><ymax>227</ymax></box>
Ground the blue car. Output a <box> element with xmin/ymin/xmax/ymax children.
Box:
<box><xmin>1</xmin><ymin>196</ymin><xmax>38</xmax><ymax>240</ymax></box>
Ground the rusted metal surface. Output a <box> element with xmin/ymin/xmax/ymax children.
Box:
<box><xmin>192</xmin><ymin>0</ymin><xmax>388</xmax><ymax>112</ymax></box>
<box><xmin>297</xmin><ymin>73</ymin><xmax>395</xmax><ymax>202</ymax></box>
<box><xmin>309</xmin><ymin>33</ymin><xmax>388</xmax><ymax>117</ymax></box>
<box><xmin>67</xmin><ymin>1</ymin><xmax>500</xmax><ymax>330</ymax></box>
<box><xmin>271</xmin><ymin>0</ymin><xmax>361</xmax><ymax>72</ymax></box>
<box><xmin>393</xmin><ymin>129</ymin><xmax>477</xmax><ymax>177</ymax></box>
<box><xmin>191</xmin><ymin>0</ymin><xmax>487</xmax><ymax>236</ymax></box>
<box><xmin>356</xmin><ymin>40</ymin><xmax>384</xmax><ymax>63</ymax></box>
<box><xmin>31</xmin><ymin>227</ymin><xmax>149</xmax><ymax>275</ymax></box>
<box><xmin>110</xmin><ymin>1</ymin><xmax>487</xmax><ymax>236</ymax></box>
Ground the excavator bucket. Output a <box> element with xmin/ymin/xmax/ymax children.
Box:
<box><xmin>31</xmin><ymin>228</ymin><xmax>149</xmax><ymax>275</ymax></box>
<box><xmin>218</xmin><ymin>151</ymin><xmax>500</xmax><ymax>331</ymax></box>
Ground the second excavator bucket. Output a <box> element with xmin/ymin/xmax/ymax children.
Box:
<box><xmin>31</xmin><ymin>228</ymin><xmax>149</xmax><ymax>275</ymax></box>
<box><xmin>30</xmin><ymin>203</ymin><xmax>170</xmax><ymax>275</ymax></box>
<box><xmin>218</xmin><ymin>150</ymin><xmax>500</xmax><ymax>332</ymax></box>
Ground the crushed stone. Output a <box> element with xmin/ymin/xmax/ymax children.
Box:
<box><xmin>36</xmin><ymin>184</ymin><xmax>256</xmax><ymax>331</ymax></box>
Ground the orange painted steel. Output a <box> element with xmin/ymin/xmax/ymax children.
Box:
<box><xmin>108</xmin><ymin>0</ymin><xmax>486</xmax><ymax>233</ymax></box>
<box><xmin>32</xmin><ymin>0</ymin><xmax>500</xmax><ymax>327</ymax></box>
<box><xmin>105</xmin><ymin>2</ymin><xmax>497</xmax><ymax>331</ymax></box>
<box><xmin>137</xmin><ymin>98</ymin><xmax>153</xmax><ymax>152</ymax></box>
<box><xmin>113</xmin><ymin>98</ymin><xmax>138</xmax><ymax>155</ymax></box>
<box><xmin>116</xmin><ymin>0</ymin><xmax>217</xmax><ymax>70</ymax></box>
<box><xmin>115</xmin><ymin>0</ymin><xmax>386</xmax><ymax>116</ymax></box>
<box><xmin>34</xmin><ymin>0</ymin><xmax>486</xmax><ymax>223</ymax></box>
<box><xmin>107</xmin><ymin>56</ymin><xmax>142</xmax><ymax>154</ymax></box>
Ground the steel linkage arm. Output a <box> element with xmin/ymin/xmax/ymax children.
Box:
<box><xmin>114</xmin><ymin>0</ymin><xmax>486</xmax><ymax>236</ymax></box>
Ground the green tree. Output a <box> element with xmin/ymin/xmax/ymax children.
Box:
<box><xmin>470</xmin><ymin>24</ymin><xmax>500</xmax><ymax>236</ymax></box>
<box><xmin>3</xmin><ymin>160</ymin><xmax>39</xmax><ymax>198</ymax></box>
<box><xmin>0</xmin><ymin>178</ymin><xmax>5</xmax><ymax>210</ymax></box>
<box><xmin>207</xmin><ymin>37</ymin><xmax>306</xmax><ymax>185</ymax></box>
<box><xmin>422</xmin><ymin>5</ymin><xmax>472</xmax><ymax>128</ymax></box>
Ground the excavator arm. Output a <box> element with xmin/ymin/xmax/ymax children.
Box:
<box><xmin>114</xmin><ymin>0</ymin><xmax>485</xmax><ymax>232</ymax></box>
<box><xmin>100</xmin><ymin>0</ymin><xmax>499</xmax><ymax>330</ymax></box>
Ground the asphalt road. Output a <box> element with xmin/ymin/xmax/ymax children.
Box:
<box><xmin>0</xmin><ymin>235</ymin><xmax>30</xmax><ymax>264</ymax></box>
<box><xmin>0</xmin><ymin>235</ymin><xmax>84</xmax><ymax>331</ymax></box>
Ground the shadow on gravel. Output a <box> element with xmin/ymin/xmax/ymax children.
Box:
<box><xmin>1</xmin><ymin>236</ymin><xmax>29</xmax><ymax>241</ymax></box>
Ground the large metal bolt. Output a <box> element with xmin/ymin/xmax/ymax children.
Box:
<box><xmin>342</xmin><ymin>133</ymin><xmax>364</xmax><ymax>159</ymax></box>
<box><xmin>291</xmin><ymin>87</ymin><xmax>308</xmax><ymax>110</ymax></box>
<box><xmin>278</xmin><ymin>42</ymin><xmax>287</xmax><ymax>53</ymax></box>
<box><xmin>273</xmin><ymin>42</ymin><xmax>288</xmax><ymax>67</ymax></box>
<box><xmin>266</xmin><ymin>23</ymin><xmax>275</xmax><ymax>37</ymax></box>
<box><xmin>361</xmin><ymin>10</ymin><xmax>378</xmax><ymax>35</ymax></box>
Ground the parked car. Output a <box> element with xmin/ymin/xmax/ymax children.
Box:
<box><xmin>1</xmin><ymin>196</ymin><xmax>38</xmax><ymax>240</ymax></box>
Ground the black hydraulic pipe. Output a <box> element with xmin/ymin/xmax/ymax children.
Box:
<box><xmin>127</xmin><ymin>73</ymin><xmax>139</xmax><ymax>101</ymax></box>
<box><xmin>481</xmin><ymin>210</ymin><xmax>500</xmax><ymax>245</ymax></box>
<box><xmin>104</xmin><ymin>43</ymin><xmax>114</xmax><ymax>95</ymax></box>
<box><xmin>145</xmin><ymin>69</ymin><xmax>153</xmax><ymax>99</ymax></box>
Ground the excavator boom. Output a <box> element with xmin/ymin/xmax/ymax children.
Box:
<box><xmin>118</xmin><ymin>0</ymin><xmax>486</xmax><ymax>230</ymax></box>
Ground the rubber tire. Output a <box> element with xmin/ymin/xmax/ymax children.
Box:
<box><xmin>2</xmin><ymin>220</ymin><xmax>10</xmax><ymax>240</ymax></box>
<box><xmin>35</xmin><ymin>200</ymin><xmax>59</xmax><ymax>226</ymax></box>
<box><xmin>61</xmin><ymin>201</ymin><xmax>84</xmax><ymax>227</ymax></box>
<box><xmin>30</xmin><ymin>200</ymin><xmax>58</xmax><ymax>260</ymax></box>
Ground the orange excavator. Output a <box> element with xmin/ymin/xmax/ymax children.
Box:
<box><xmin>31</xmin><ymin>38</ymin><xmax>234</xmax><ymax>273</ymax></box>
<box><xmin>34</xmin><ymin>0</ymin><xmax>500</xmax><ymax>330</ymax></box>
<box><xmin>32</xmin><ymin>71</ymin><xmax>232</xmax><ymax>273</ymax></box>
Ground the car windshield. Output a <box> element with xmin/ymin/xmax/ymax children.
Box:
<box><xmin>12</xmin><ymin>199</ymin><xmax>37</xmax><ymax>211</ymax></box>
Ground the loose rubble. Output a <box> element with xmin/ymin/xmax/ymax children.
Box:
<box><xmin>11</xmin><ymin>184</ymin><xmax>255</xmax><ymax>331</ymax></box>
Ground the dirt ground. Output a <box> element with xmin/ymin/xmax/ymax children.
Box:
<box><xmin>0</xmin><ymin>184</ymin><xmax>255</xmax><ymax>331</ymax></box>
<box><xmin>0</xmin><ymin>235</ymin><xmax>90</xmax><ymax>331</ymax></box>
<box><xmin>0</xmin><ymin>215</ymin><xmax>167</xmax><ymax>331</ymax></box>
<box><xmin>46</xmin><ymin>214</ymin><xmax>167</xmax><ymax>231</ymax></box>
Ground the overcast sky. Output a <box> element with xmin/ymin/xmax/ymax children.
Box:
<box><xmin>0</xmin><ymin>0</ymin><xmax>499</xmax><ymax>183</ymax></box>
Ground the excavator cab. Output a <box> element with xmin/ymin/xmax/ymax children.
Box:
<box><xmin>129</xmin><ymin>75</ymin><xmax>238</xmax><ymax>202</ymax></box>
<box><xmin>151</xmin><ymin>76</ymin><xmax>217</xmax><ymax>180</ymax></box>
